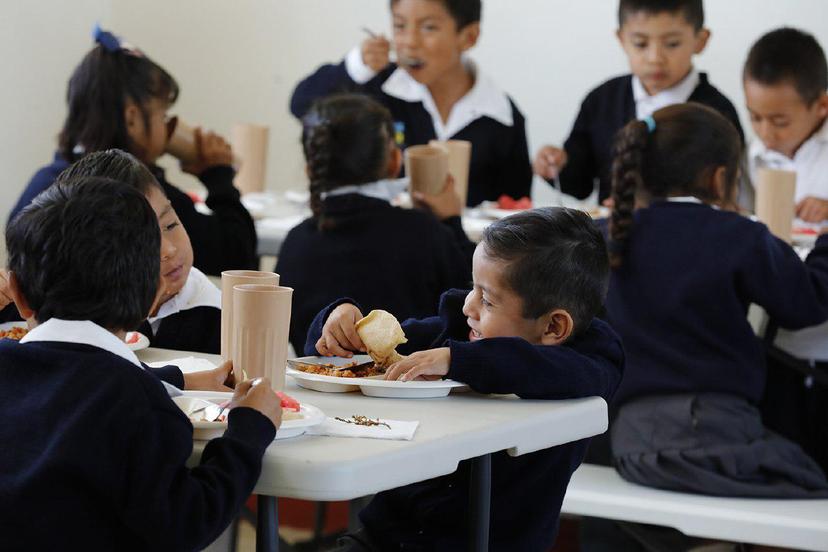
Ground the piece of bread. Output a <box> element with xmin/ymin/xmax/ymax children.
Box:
<box><xmin>356</xmin><ymin>310</ymin><xmax>407</xmax><ymax>368</ymax></box>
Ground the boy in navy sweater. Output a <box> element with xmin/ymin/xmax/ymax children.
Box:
<box><xmin>308</xmin><ymin>208</ymin><xmax>624</xmax><ymax>551</ymax></box>
<box><xmin>290</xmin><ymin>0</ymin><xmax>533</xmax><ymax>207</ymax></box>
<box><xmin>534</xmin><ymin>0</ymin><xmax>743</xmax><ymax>203</ymax></box>
<box><xmin>0</xmin><ymin>177</ymin><xmax>281</xmax><ymax>551</ymax></box>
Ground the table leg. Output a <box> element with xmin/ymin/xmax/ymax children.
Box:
<box><xmin>468</xmin><ymin>454</ymin><xmax>491</xmax><ymax>552</ymax></box>
<box><xmin>256</xmin><ymin>495</ymin><xmax>279</xmax><ymax>552</ymax></box>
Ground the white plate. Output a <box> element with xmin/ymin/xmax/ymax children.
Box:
<box><xmin>125</xmin><ymin>331</ymin><xmax>149</xmax><ymax>351</ymax></box>
<box><xmin>287</xmin><ymin>356</ymin><xmax>468</xmax><ymax>398</ymax></box>
<box><xmin>173</xmin><ymin>394</ymin><xmax>324</xmax><ymax>441</ymax></box>
<box><xmin>0</xmin><ymin>320</ymin><xmax>27</xmax><ymax>330</ymax></box>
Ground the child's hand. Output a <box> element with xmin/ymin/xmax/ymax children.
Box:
<box><xmin>384</xmin><ymin>347</ymin><xmax>450</xmax><ymax>382</ymax></box>
<box><xmin>796</xmin><ymin>196</ymin><xmax>828</xmax><ymax>223</ymax></box>
<box><xmin>0</xmin><ymin>270</ymin><xmax>13</xmax><ymax>310</ymax></box>
<box><xmin>316</xmin><ymin>303</ymin><xmax>366</xmax><ymax>357</ymax></box>
<box><xmin>412</xmin><ymin>174</ymin><xmax>462</xmax><ymax>220</ymax></box>
<box><xmin>231</xmin><ymin>377</ymin><xmax>282</xmax><ymax>430</ymax></box>
<box><xmin>181</xmin><ymin>128</ymin><xmax>234</xmax><ymax>175</ymax></box>
<box><xmin>361</xmin><ymin>34</ymin><xmax>391</xmax><ymax>72</ymax></box>
<box><xmin>183</xmin><ymin>360</ymin><xmax>236</xmax><ymax>392</ymax></box>
<box><xmin>533</xmin><ymin>145</ymin><xmax>568</xmax><ymax>179</ymax></box>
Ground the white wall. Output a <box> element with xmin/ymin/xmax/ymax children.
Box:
<box><xmin>1</xmin><ymin>0</ymin><xmax>827</xmax><ymax>258</ymax></box>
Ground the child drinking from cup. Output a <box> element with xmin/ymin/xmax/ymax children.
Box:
<box><xmin>290</xmin><ymin>0</ymin><xmax>532</xmax><ymax>207</ymax></box>
<box><xmin>10</xmin><ymin>26</ymin><xmax>257</xmax><ymax>276</ymax></box>
<box><xmin>277</xmin><ymin>93</ymin><xmax>473</xmax><ymax>355</ymax></box>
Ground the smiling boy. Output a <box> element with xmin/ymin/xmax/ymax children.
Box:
<box><xmin>307</xmin><ymin>207</ymin><xmax>624</xmax><ymax>550</ymax></box>
<box><xmin>534</xmin><ymin>0</ymin><xmax>743</xmax><ymax>203</ymax></box>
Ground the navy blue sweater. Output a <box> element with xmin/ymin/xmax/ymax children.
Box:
<box><xmin>277</xmin><ymin>194</ymin><xmax>473</xmax><ymax>355</ymax></box>
<box><xmin>290</xmin><ymin>62</ymin><xmax>533</xmax><ymax>207</ymax></box>
<box><xmin>604</xmin><ymin>202</ymin><xmax>828</xmax><ymax>407</ymax></box>
<box><xmin>557</xmin><ymin>73</ymin><xmax>744</xmax><ymax>202</ymax></box>
<box><xmin>0</xmin><ymin>340</ymin><xmax>274</xmax><ymax>551</ymax></box>
<box><xmin>306</xmin><ymin>290</ymin><xmax>624</xmax><ymax>551</ymax></box>
<box><xmin>137</xmin><ymin>305</ymin><xmax>221</xmax><ymax>355</ymax></box>
<box><xmin>11</xmin><ymin>153</ymin><xmax>258</xmax><ymax>276</ymax></box>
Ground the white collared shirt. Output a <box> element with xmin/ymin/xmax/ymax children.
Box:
<box><xmin>632</xmin><ymin>68</ymin><xmax>700</xmax><ymax>120</ymax></box>
<box><xmin>345</xmin><ymin>46</ymin><xmax>514</xmax><ymax>140</ymax></box>
<box><xmin>21</xmin><ymin>318</ymin><xmax>182</xmax><ymax>396</ymax></box>
<box><xmin>320</xmin><ymin>177</ymin><xmax>409</xmax><ymax>203</ymax></box>
<box><xmin>748</xmin><ymin>119</ymin><xmax>828</xmax><ymax>203</ymax></box>
<box><xmin>148</xmin><ymin>267</ymin><xmax>221</xmax><ymax>334</ymax></box>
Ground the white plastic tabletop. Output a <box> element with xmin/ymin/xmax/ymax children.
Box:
<box><xmin>139</xmin><ymin>348</ymin><xmax>608</xmax><ymax>501</ymax></box>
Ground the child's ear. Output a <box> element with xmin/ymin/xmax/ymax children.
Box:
<box><xmin>815</xmin><ymin>92</ymin><xmax>828</xmax><ymax>119</ymax></box>
<box><xmin>387</xmin><ymin>146</ymin><xmax>403</xmax><ymax>178</ymax></box>
<box><xmin>540</xmin><ymin>309</ymin><xmax>574</xmax><ymax>346</ymax></box>
<box><xmin>6</xmin><ymin>272</ymin><xmax>35</xmax><ymax>323</ymax></box>
<box><xmin>693</xmin><ymin>27</ymin><xmax>711</xmax><ymax>54</ymax></box>
<box><xmin>124</xmin><ymin>101</ymin><xmax>140</xmax><ymax>132</ymax></box>
<box><xmin>710</xmin><ymin>165</ymin><xmax>728</xmax><ymax>201</ymax></box>
<box><xmin>458</xmin><ymin>22</ymin><xmax>480</xmax><ymax>51</ymax></box>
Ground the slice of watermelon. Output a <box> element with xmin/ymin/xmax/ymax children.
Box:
<box><xmin>276</xmin><ymin>391</ymin><xmax>300</xmax><ymax>411</ymax></box>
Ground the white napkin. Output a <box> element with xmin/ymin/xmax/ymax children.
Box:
<box><xmin>147</xmin><ymin>356</ymin><xmax>217</xmax><ymax>374</ymax></box>
<box><xmin>306</xmin><ymin>416</ymin><xmax>419</xmax><ymax>441</ymax></box>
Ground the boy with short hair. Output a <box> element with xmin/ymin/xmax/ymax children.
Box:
<box><xmin>0</xmin><ymin>177</ymin><xmax>281</xmax><ymax>550</ymax></box>
<box><xmin>744</xmin><ymin>27</ymin><xmax>828</xmax><ymax>222</ymax></box>
<box><xmin>290</xmin><ymin>0</ymin><xmax>533</xmax><ymax>207</ymax></box>
<box><xmin>308</xmin><ymin>207</ymin><xmax>624</xmax><ymax>550</ymax></box>
<box><xmin>534</xmin><ymin>0</ymin><xmax>743</xmax><ymax>203</ymax></box>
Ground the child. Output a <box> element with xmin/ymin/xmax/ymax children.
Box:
<box><xmin>55</xmin><ymin>149</ymin><xmax>221</xmax><ymax>355</ymax></box>
<box><xmin>10</xmin><ymin>26</ymin><xmax>257</xmax><ymax>275</ymax></box>
<box><xmin>534</xmin><ymin>0</ymin><xmax>743</xmax><ymax>203</ymax></box>
<box><xmin>742</xmin><ymin>27</ymin><xmax>828</xmax><ymax>475</ymax></box>
<box><xmin>603</xmin><ymin>103</ymin><xmax>828</xmax><ymax>499</ymax></box>
<box><xmin>277</xmin><ymin>94</ymin><xmax>474</xmax><ymax>355</ymax></box>
<box><xmin>744</xmin><ymin>28</ymin><xmax>828</xmax><ymax>222</ymax></box>
<box><xmin>307</xmin><ymin>207</ymin><xmax>624</xmax><ymax>550</ymax></box>
<box><xmin>0</xmin><ymin>176</ymin><xmax>281</xmax><ymax>550</ymax></box>
<box><xmin>289</xmin><ymin>0</ymin><xmax>533</xmax><ymax>207</ymax></box>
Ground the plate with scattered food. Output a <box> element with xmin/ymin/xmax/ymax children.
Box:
<box><xmin>0</xmin><ymin>321</ymin><xmax>29</xmax><ymax>341</ymax></box>
<box><xmin>173</xmin><ymin>390</ymin><xmax>324</xmax><ymax>440</ymax></box>
<box><xmin>287</xmin><ymin>355</ymin><xmax>386</xmax><ymax>392</ymax></box>
<box><xmin>125</xmin><ymin>331</ymin><xmax>150</xmax><ymax>351</ymax></box>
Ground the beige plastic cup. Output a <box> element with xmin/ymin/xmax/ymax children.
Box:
<box><xmin>405</xmin><ymin>145</ymin><xmax>449</xmax><ymax>196</ymax></box>
<box><xmin>232</xmin><ymin>123</ymin><xmax>270</xmax><ymax>195</ymax></box>
<box><xmin>755</xmin><ymin>168</ymin><xmax>797</xmax><ymax>242</ymax></box>
<box><xmin>429</xmin><ymin>139</ymin><xmax>471</xmax><ymax>206</ymax></box>
<box><xmin>232</xmin><ymin>284</ymin><xmax>293</xmax><ymax>391</ymax></box>
<box><xmin>165</xmin><ymin>117</ymin><xmax>199</xmax><ymax>166</ymax></box>
<box><xmin>220</xmin><ymin>270</ymin><xmax>279</xmax><ymax>362</ymax></box>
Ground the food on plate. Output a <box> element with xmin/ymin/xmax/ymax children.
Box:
<box><xmin>125</xmin><ymin>331</ymin><xmax>141</xmax><ymax>344</ymax></box>
<box><xmin>293</xmin><ymin>360</ymin><xmax>383</xmax><ymax>378</ymax></box>
<box><xmin>496</xmin><ymin>194</ymin><xmax>532</xmax><ymax>210</ymax></box>
<box><xmin>355</xmin><ymin>310</ymin><xmax>407</xmax><ymax>368</ymax></box>
<box><xmin>277</xmin><ymin>391</ymin><xmax>303</xmax><ymax>420</ymax></box>
<box><xmin>0</xmin><ymin>326</ymin><xmax>28</xmax><ymax>340</ymax></box>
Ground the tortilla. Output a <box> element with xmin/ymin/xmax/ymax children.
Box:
<box><xmin>355</xmin><ymin>310</ymin><xmax>407</xmax><ymax>368</ymax></box>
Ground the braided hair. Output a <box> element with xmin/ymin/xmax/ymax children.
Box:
<box><xmin>301</xmin><ymin>94</ymin><xmax>395</xmax><ymax>230</ymax></box>
<box><xmin>609</xmin><ymin>103</ymin><xmax>742</xmax><ymax>268</ymax></box>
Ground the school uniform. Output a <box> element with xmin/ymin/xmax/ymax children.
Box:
<box><xmin>277</xmin><ymin>182</ymin><xmax>473</xmax><ymax>355</ymax></box>
<box><xmin>603</xmin><ymin>199</ymin><xmax>828</xmax><ymax>497</ymax></box>
<box><xmin>11</xmin><ymin>152</ymin><xmax>258</xmax><ymax>276</ymax></box>
<box><xmin>136</xmin><ymin>267</ymin><xmax>222</xmax><ymax>355</ymax></box>
<box><xmin>306</xmin><ymin>290</ymin><xmax>624</xmax><ymax>551</ymax></box>
<box><xmin>557</xmin><ymin>69</ymin><xmax>744</xmax><ymax>202</ymax></box>
<box><xmin>290</xmin><ymin>47</ymin><xmax>533</xmax><ymax>207</ymax></box>
<box><xmin>0</xmin><ymin>318</ymin><xmax>275</xmax><ymax>551</ymax></box>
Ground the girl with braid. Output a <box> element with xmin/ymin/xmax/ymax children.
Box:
<box><xmin>603</xmin><ymin>103</ymin><xmax>828</xmax><ymax>498</ymax></box>
<box><xmin>276</xmin><ymin>94</ymin><xmax>473</xmax><ymax>354</ymax></box>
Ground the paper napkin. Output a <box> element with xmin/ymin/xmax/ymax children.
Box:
<box><xmin>306</xmin><ymin>416</ymin><xmax>419</xmax><ymax>441</ymax></box>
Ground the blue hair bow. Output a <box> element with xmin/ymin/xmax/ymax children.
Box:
<box><xmin>92</xmin><ymin>23</ymin><xmax>142</xmax><ymax>56</ymax></box>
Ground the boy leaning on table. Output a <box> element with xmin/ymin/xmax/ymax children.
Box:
<box><xmin>307</xmin><ymin>207</ymin><xmax>625</xmax><ymax>551</ymax></box>
<box><xmin>0</xmin><ymin>177</ymin><xmax>281</xmax><ymax>551</ymax></box>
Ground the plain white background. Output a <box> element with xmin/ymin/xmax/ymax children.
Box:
<box><xmin>1</xmin><ymin>0</ymin><xmax>826</xmax><ymax>262</ymax></box>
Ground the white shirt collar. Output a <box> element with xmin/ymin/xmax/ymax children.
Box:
<box><xmin>382</xmin><ymin>58</ymin><xmax>514</xmax><ymax>140</ymax></box>
<box><xmin>632</xmin><ymin>68</ymin><xmax>700</xmax><ymax>119</ymax></box>
<box><xmin>320</xmin><ymin>177</ymin><xmax>409</xmax><ymax>203</ymax></box>
<box><xmin>21</xmin><ymin>318</ymin><xmax>182</xmax><ymax>397</ymax></box>
<box><xmin>149</xmin><ymin>267</ymin><xmax>221</xmax><ymax>329</ymax></box>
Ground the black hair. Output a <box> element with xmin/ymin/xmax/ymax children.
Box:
<box><xmin>609</xmin><ymin>103</ymin><xmax>741</xmax><ymax>268</ymax></box>
<box><xmin>481</xmin><ymin>207</ymin><xmax>609</xmax><ymax>335</ymax></box>
<box><xmin>6</xmin><ymin>177</ymin><xmax>160</xmax><ymax>331</ymax></box>
<box><xmin>55</xmin><ymin>149</ymin><xmax>163</xmax><ymax>197</ymax></box>
<box><xmin>390</xmin><ymin>0</ymin><xmax>481</xmax><ymax>29</ymax></box>
<box><xmin>618</xmin><ymin>0</ymin><xmax>704</xmax><ymax>30</ymax></box>
<box><xmin>302</xmin><ymin>94</ymin><xmax>395</xmax><ymax>230</ymax></box>
<box><xmin>58</xmin><ymin>45</ymin><xmax>179</xmax><ymax>161</ymax></box>
<box><xmin>744</xmin><ymin>27</ymin><xmax>828</xmax><ymax>106</ymax></box>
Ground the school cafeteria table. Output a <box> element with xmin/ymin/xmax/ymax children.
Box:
<box><xmin>138</xmin><ymin>347</ymin><xmax>609</xmax><ymax>552</ymax></box>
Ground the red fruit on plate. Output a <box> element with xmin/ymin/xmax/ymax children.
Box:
<box><xmin>276</xmin><ymin>391</ymin><xmax>300</xmax><ymax>411</ymax></box>
<box><xmin>126</xmin><ymin>332</ymin><xmax>140</xmax><ymax>344</ymax></box>
<box><xmin>497</xmin><ymin>195</ymin><xmax>533</xmax><ymax>210</ymax></box>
